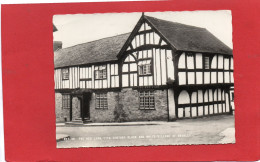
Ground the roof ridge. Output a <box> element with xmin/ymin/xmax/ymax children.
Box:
<box><xmin>57</xmin><ymin>32</ymin><xmax>131</xmax><ymax>51</ymax></box>
<box><xmin>144</xmin><ymin>15</ymin><xmax>206</xmax><ymax>30</ymax></box>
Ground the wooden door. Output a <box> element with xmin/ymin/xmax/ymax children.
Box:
<box><xmin>82</xmin><ymin>94</ymin><xmax>90</xmax><ymax>119</ymax></box>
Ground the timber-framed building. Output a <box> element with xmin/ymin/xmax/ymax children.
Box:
<box><xmin>54</xmin><ymin>15</ymin><xmax>234</xmax><ymax>123</ymax></box>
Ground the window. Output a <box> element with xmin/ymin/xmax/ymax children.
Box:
<box><xmin>62</xmin><ymin>68</ymin><xmax>69</xmax><ymax>80</ymax></box>
<box><xmin>138</xmin><ymin>60</ymin><xmax>152</xmax><ymax>75</ymax></box>
<box><xmin>62</xmin><ymin>94</ymin><xmax>70</xmax><ymax>109</ymax></box>
<box><xmin>96</xmin><ymin>93</ymin><xmax>108</xmax><ymax>109</ymax></box>
<box><xmin>204</xmin><ymin>57</ymin><xmax>210</xmax><ymax>69</ymax></box>
<box><xmin>95</xmin><ymin>65</ymin><xmax>107</xmax><ymax>79</ymax></box>
<box><xmin>139</xmin><ymin>91</ymin><xmax>155</xmax><ymax>110</ymax></box>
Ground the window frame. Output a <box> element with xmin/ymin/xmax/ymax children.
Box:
<box><xmin>138</xmin><ymin>59</ymin><xmax>152</xmax><ymax>76</ymax></box>
<box><xmin>139</xmin><ymin>90</ymin><xmax>155</xmax><ymax>110</ymax></box>
<box><xmin>204</xmin><ymin>56</ymin><xmax>210</xmax><ymax>69</ymax></box>
<box><xmin>62</xmin><ymin>68</ymin><xmax>69</xmax><ymax>80</ymax></box>
<box><xmin>95</xmin><ymin>92</ymin><xmax>108</xmax><ymax>109</ymax></box>
<box><xmin>94</xmin><ymin>65</ymin><xmax>107</xmax><ymax>80</ymax></box>
<box><xmin>62</xmin><ymin>94</ymin><xmax>70</xmax><ymax>109</ymax></box>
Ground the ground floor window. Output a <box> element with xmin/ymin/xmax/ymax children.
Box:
<box><xmin>62</xmin><ymin>94</ymin><xmax>70</xmax><ymax>109</ymax></box>
<box><xmin>96</xmin><ymin>93</ymin><xmax>108</xmax><ymax>109</ymax></box>
<box><xmin>139</xmin><ymin>91</ymin><xmax>155</xmax><ymax>110</ymax></box>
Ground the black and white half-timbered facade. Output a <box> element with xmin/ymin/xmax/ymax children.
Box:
<box><xmin>54</xmin><ymin>15</ymin><xmax>234</xmax><ymax>123</ymax></box>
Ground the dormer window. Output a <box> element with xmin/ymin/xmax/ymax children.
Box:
<box><xmin>204</xmin><ymin>57</ymin><xmax>210</xmax><ymax>69</ymax></box>
<box><xmin>62</xmin><ymin>68</ymin><xmax>69</xmax><ymax>80</ymax></box>
<box><xmin>95</xmin><ymin>65</ymin><xmax>107</xmax><ymax>79</ymax></box>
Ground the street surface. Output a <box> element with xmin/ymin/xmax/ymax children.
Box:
<box><xmin>56</xmin><ymin>115</ymin><xmax>235</xmax><ymax>148</ymax></box>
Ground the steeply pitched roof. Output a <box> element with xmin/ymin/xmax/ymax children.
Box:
<box><xmin>144</xmin><ymin>16</ymin><xmax>233</xmax><ymax>55</ymax></box>
<box><xmin>54</xmin><ymin>33</ymin><xmax>130</xmax><ymax>68</ymax></box>
<box><xmin>55</xmin><ymin>15</ymin><xmax>233</xmax><ymax>68</ymax></box>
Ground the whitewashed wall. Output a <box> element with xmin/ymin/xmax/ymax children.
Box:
<box><xmin>178</xmin><ymin>52</ymin><xmax>234</xmax><ymax>85</ymax></box>
<box><xmin>177</xmin><ymin>89</ymin><xmax>230</xmax><ymax>118</ymax></box>
<box><xmin>123</xmin><ymin>21</ymin><xmax>175</xmax><ymax>87</ymax></box>
<box><xmin>54</xmin><ymin>63</ymin><xmax>120</xmax><ymax>89</ymax></box>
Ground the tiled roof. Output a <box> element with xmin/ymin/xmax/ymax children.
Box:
<box><xmin>145</xmin><ymin>16</ymin><xmax>232</xmax><ymax>55</ymax></box>
<box><xmin>54</xmin><ymin>33</ymin><xmax>130</xmax><ymax>68</ymax></box>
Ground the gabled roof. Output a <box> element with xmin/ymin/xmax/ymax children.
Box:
<box><xmin>144</xmin><ymin>16</ymin><xmax>233</xmax><ymax>55</ymax></box>
<box><xmin>55</xmin><ymin>15</ymin><xmax>233</xmax><ymax>68</ymax></box>
<box><xmin>54</xmin><ymin>33</ymin><xmax>130</xmax><ymax>68</ymax></box>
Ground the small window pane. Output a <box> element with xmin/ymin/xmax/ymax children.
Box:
<box><xmin>139</xmin><ymin>91</ymin><xmax>155</xmax><ymax>110</ymax></box>
<box><xmin>96</xmin><ymin>93</ymin><xmax>108</xmax><ymax>109</ymax></box>
<box><xmin>62</xmin><ymin>68</ymin><xmax>69</xmax><ymax>80</ymax></box>
<box><xmin>204</xmin><ymin>57</ymin><xmax>209</xmax><ymax>69</ymax></box>
<box><xmin>62</xmin><ymin>94</ymin><xmax>70</xmax><ymax>109</ymax></box>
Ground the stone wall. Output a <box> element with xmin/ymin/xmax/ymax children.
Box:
<box><xmin>90</xmin><ymin>88</ymin><xmax>168</xmax><ymax>122</ymax></box>
<box><xmin>118</xmin><ymin>88</ymin><xmax>168</xmax><ymax>121</ymax></box>
<box><xmin>90</xmin><ymin>92</ymin><xmax>119</xmax><ymax>122</ymax></box>
<box><xmin>55</xmin><ymin>93</ymin><xmax>70</xmax><ymax>122</ymax></box>
<box><xmin>56</xmin><ymin>88</ymin><xmax>169</xmax><ymax>123</ymax></box>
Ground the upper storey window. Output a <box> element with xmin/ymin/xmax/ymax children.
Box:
<box><xmin>138</xmin><ymin>60</ymin><xmax>152</xmax><ymax>75</ymax></box>
<box><xmin>204</xmin><ymin>57</ymin><xmax>210</xmax><ymax>69</ymax></box>
<box><xmin>95</xmin><ymin>65</ymin><xmax>107</xmax><ymax>79</ymax></box>
<box><xmin>62</xmin><ymin>68</ymin><xmax>69</xmax><ymax>80</ymax></box>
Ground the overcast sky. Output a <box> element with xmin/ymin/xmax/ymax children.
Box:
<box><xmin>53</xmin><ymin>10</ymin><xmax>233</xmax><ymax>49</ymax></box>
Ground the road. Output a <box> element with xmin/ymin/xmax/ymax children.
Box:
<box><xmin>56</xmin><ymin>115</ymin><xmax>235</xmax><ymax>148</ymax></box>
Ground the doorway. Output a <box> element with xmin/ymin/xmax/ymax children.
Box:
<box><xmin>80</xmin><ymin>93</ymin><xmax>91</xmax><ymax>120</ymax></box>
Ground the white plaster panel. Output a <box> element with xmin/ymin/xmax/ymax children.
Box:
<box><xmin>166</xmin><ymin>50</ymin><xmax>175</xmax><ymax>80</ymax></box>
<box><xmin>178</xmin><ymin>52</ymin><xmax>186</xmax><ymax>68</ymax></box>
<box><xmin>224</xmin><ymin>58</ymin><xmax>230</xmax><ymax>70</ymax></box>
<box><xmin>192</xmin><ymin>107</ymin><xmax>197</xmax><ymax>117</ymax></box>
<box><xmin>178</xmin><ymin>90</ymin><xmax>190</xmax><ymax>104</ymax></box>
<box><xmin>122</xmin><ymin>64</ymin><xmax>128</xmax><ymax>72</ymax></box>
<box><xmin>185</xmin><ymin>108</ymin><xmax>190</xmax><ymax>118</ymax></box>
<box><xmin>204</xmin><ymin>105</ymin><xmax>209</xmax><ymax>115</ymax></box>
<box><xmin>187</xmin><ymin>55</ymin><xmax>194</xmax><ymax>69</ymax></box>
<box><xmin>225</xmin><ymin>72</ymin><xmax>230</xmax><ymax>83</ymax></box>
<box><xmin>161</xmin><ymin>49</ymin><xmax>167</xmax><ymax>85</ymax></box>
<box><xmin>178</xmin><ymin>108</ymin><xmax>184</xmax><ymax>118</ymax></box>
<box><xmin>231</xmin><ymin>72</ymin><xmax>234</xmax><ymax>83</ymax></box>
<box><xmin>188</xmin><ymin>72</ymin><xmax>195</xmax><ymax>84</ymax></box>
<box><xmin>218</xmin><ymin>72</ymin><xmax>223</xmax><ymax>83</ymax></box>
<box><xmin>218</xmin><ymin>55</ymin><xmax>224</xmax><ymax>69</ymax></box>
<box><xmin>211</xmin><ymin>72</ymin><xmax>217</xmax><ymax>84</ymax></box>
<box><xmin>211</xmin><ymin>55</ymin><xmax>217</xmax><ymax>69</ymax></box>
<box><xmin>198</xmin><ymin>90</ymin><xmax>203</xmax><ymax>103</ymax></box>
<box><xmin>191</xmin><ymin>92</ymin><xmax>197</xmax><ymax>103</ymax></box>
<box><xmin>196</xmin><ymin>72</ymin><xmax>203</xmax><ymax>84</ymax></box>
<box><xmin>198</xmin><ymin>106</ymin><xmax>203</xmax><ymax>116</ymax></box>
<box><xmin>154</xmin><ymin>32</ymin><xmax>160</xmax><ymax>44</ymax></box>
<box><xmin>179</xmin><ymin>72</ymin><xmax>186</xmax><ymax>85</ymax></box>
<box><xmin>204</xmin><ymin>72</ymin><xmax>210</xmax><ymax>84</ymax></box>
<box><xmin>168</xmin><ymin>89</ymin><xmax>176</xmax><ymax>120</ymax></box>
<box><xmin>195</xmin><ymin>53</ymin><xmax>203</xmax><ymax>69</ymax></box>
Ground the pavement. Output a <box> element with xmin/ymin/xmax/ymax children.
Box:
<box><xmin>56</xmin><ymin>115</ymin><xmax>235</xmax><ymax>148</ymax></box>
<box><xmin>56</xmin><ymin>121</ymin><xmax>175</xmax><ymax>127</ymax></box>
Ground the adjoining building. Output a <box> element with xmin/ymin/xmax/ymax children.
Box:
<box><xmin>54</xmin><ymin>15</ymin><xmax>234</xmax><ymax>123</ymax></box>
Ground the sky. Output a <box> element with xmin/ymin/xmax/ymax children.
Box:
<box><xmin>53</xmin><ymin>10</ymin><xmax>233</xmax><ymax>49</ymax></box>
